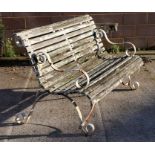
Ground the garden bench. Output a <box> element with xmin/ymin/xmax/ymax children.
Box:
<box><xmin>14</xmin><ymin>15</ymin><xmax>143</xmax><ymax>135</ymax></box>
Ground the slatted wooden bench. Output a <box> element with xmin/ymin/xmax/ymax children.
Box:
<box><xmin>14</xmin><ymin>15</ymin><xmax>143</xmax><ymax>135</ymax></box>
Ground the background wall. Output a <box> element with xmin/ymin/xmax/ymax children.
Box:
<box><xmin>0</xmin><ymin>12</ymin><xmax>155</xmax><ymax>56</ymax></box>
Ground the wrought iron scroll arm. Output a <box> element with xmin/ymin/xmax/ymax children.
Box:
<box><xmin>96</xmin><ymin>29</ymin><xmax>137</xmax><ymax>57</ymax></box>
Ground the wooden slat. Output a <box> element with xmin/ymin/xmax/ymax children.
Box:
<box><xmin>37</xmin><ymin>37</ymin><xmax>102</xmax><ymax>70</ymax></box>
<box><xmin>86</xmin><ymin>56</ymin><xmax>132</xmax><ymax>92</ymax></box>
<box><xmin>51</xmin><ymin>40</ymin><xmax>101</xmax><ymax>64</ymax></box>
<box><xmin>28</xmin><ymin>30</ymin><xmax>95</xmax><ymax>54</ymax></box>
<box><xmin>51</xmin><ymin>42</ymin><xmax>103</xmax><ymax>66</ymax></box>
<box><xmin>63</xmin><ymin>57</ymin><xmax>123</xmax><ymax>91</ymax></box>
<box><xmin>49</xmin><ymin>36</ymin><xmax>97</xmax><ymax>57</ymax></box>
<box><xmin>27</xmin><ymin>21</ymin><xmax>95</xmax><ymax>46</ymax></box>
<box><xmin>48</xmin><ymin>56</ymin><xmax>118</xmax><ymax>92</ymax></box>
<box><xmin>35</xmin><ymin>37</ymin><xmax>96</xmax><ymax>70</ymax></box>
<box><xmin>58</xmin><ymin>56</ymin><xmax>116</xmax><ymax>91</ymax></box>
<box><xmin>44</xmin><ymin>54</ymin><xmax>102</xmax><ymax>84</ymax></box>
<box><xmin>28</xmin><ymin>25</ymin><xmax>96</xmax><ymax>51</ymax></box>
<box><xmin>16</xmin><ymin>15</ymin><xmax>92</xmax><ymax>39</ymax></box>
<box><xmin>44</xmin><ymin>55</ymin><xmax>104</xmax><ymax>91</ymax></box>
<box><xmin>39</xmin><ymin>49</ymin><xmax>106</xmax><ymax>84</ymax></box>
<box><xmin>38</xmin><ymin>43</ymin><xmax>103</xmax><ymax>76</ymax></box>
<box><xmin>86</xmin><ymin>56</ymin><xmax>140</xmax><ymax>96</ymax></box>
<box><xmin>30</xmin><ymin>35</ymin><xmax>95</xmax><ymax>63</ymax></box>
<box><xmin>89</xmin><ymin>57</ymin><xmax>143</xmax><ymax>101</ymax></box>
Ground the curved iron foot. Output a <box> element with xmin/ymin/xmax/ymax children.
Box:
<box><xmin>120</xmin><ymin>75</ymin><xmax>140</xmax><ymax>90</ymax></box>
<box><xmin>62</xmin><ymin>93</ymin><xmax>96</xmax><ymax>136</ymax></box>
<box><xmin>80</xmin><ymin>94</ymin><xmax>98</xmax><ymax>136</ymax></box>
<box><xmin>80</xmin><ymin>102</ymin><xmax>96</xmax><ymax>136</ymax></box>
<box><xmin>15</xmin><ymin>90</ymin><xmax>49</xmax><ymax>125</ymax></box>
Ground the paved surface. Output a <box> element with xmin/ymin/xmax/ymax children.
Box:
<box><xmin>0</xmin><ymin>60</ymin><xmax>155</xmax><ymax>142</ymax></box>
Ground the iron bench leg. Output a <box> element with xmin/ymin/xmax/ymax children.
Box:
<box><xmin>62</xmin><ymin>93</ymin><xmax>96</xmax><ymax>136</ymax></box>
<box><xmin>80</xmin><ymin>103</ymin><xmax>96</xmax><ymax>136</ymax></box>
<box><xmin>120</xmin><ymin>75</ymin><xmax>140</xmax><ymax>90</ymax></box>
<box><xmin>79</xmin><ymin>93</ymin><xmax>97</xmax><ymax>136</ymax></box>
<box><xmin>15</xmin><ymin>89</ymin><xmax>49</xmax><ymax>124</ymax></box>
<box><xmin>80</xmin><ymin>94</ymin><xmax>97</xmax><ymax>136</ymax></box>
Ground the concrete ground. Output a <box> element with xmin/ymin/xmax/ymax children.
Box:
<box><xmin>0</xmin><ymin>59</ymin><xmax>155</xmax><ymax>142</ymax></box>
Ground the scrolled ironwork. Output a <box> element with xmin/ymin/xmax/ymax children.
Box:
<box><xmin>75</xmin><ymin>68</ymin><xmax>90</xmax><ymax>89</ymax></box>
<box><xmin>35</xmin><ymin>51</ymin><xmax>63</xmax><ymax>71</ymax></box>
<box><xmin>36</xmin><ymin>52</ymin><xmax>47</xmax><ymax>64</ymax></box>
<box><xmin>120</xmin><ymin>75</ymin><xmax>140</xmax><ymax>90</ymax></box>
<box><xmin>98</xmin><ymin>29</ymin><xmax>137</xmax><ymax>57</ymax></box>
<box><xmin>14</xmin><ymin>35</ymin><xmax>23</xmax><ymax>47</ymax></box>
<box><xmin>34</xmin><ymin>51</ymin><xmax>91</xmax><ymax>89</ymax></box>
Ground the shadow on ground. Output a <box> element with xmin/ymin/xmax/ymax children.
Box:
<box><xmin>0</xmin><ymin>87</ymin><xmax>155</xmax><ymax>141</ymax></box>
<box><xmin>0</xmin><ymin>88</ymin><xmax>39</xmax><ymax>123</ymax></box>
<box><xmin>0</xmin><ymin>123</ymin><xmax>84</xmax><ymax>140</ymax></box>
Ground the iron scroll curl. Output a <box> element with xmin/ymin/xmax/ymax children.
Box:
<box><xmin>34</xmin><ymin>51</ymin><xmax>90</xmax><ymax>90</ymax></box>
<box><xmin>95</xmin><ymin>29</ymin><xmax>137</xmax><ymax>57</ymax></box>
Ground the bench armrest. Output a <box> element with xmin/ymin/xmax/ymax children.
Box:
<box><xmin>97</xmin><ymin>28</ymin><xmax>137</xmax><ymax>57</ymax></box>
<box><xmin>33</xmin><ymin>51</ymin><xmax>90</xmax><ymax>90</ymax></box>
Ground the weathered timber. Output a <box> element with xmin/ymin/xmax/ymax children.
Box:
<box><xmin>16</xmin><ymin>15</ymin><xmax>92</xmax><ymax>39</ymax></box>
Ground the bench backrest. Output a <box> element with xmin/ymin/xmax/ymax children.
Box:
<box><xmin>14</xmin><ymin>15</ymin><xmax>104</xmax><ymax>91</ymax></box>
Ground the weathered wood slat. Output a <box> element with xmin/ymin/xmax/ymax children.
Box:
<box><xmin>35</xmin><ymin>36</ymin><xmax>98</xmax><ymax>70</ymax></box>
<box><xmin>45</xmin><ymin>55</ymin><xmax>105</xmax><ymax>91</ymax></box>
<box><xmin>38</xmin><ymin>43</ymin><xmax>103</xmax><ymax>76</ymax></box>
<box><xmin>34</xmin><ymin>37</ymin><xmax>102</xmax><ymax>69</ymax></box>
<box><xmin>44</xmin><ymin>54</ymin><xmax>102</xmax><ymax>83</ymax></box>
<box><xmin>29</xmin><ymin>24</ymin><xmax>102</xmax><ymax>71</ymax></box>
<box><xmin>41</xmin><ymin>53</ymin><xmax>102</xmax><ymax>89</ymax></box>
<box><xmin>62</xmin><ymin>57</ymin><xmax>123</xmax><ymax>91</ymax></box>
<box><xmin>49</xmin><ymin>37</ymin><xmax>100</xmax><ymax>58</ymax></box>
<box><xmin>27</xmin><ymin>21</ymin><xmax>95</xmax><ymax>46</ymax></box>
<box><xmin>16</xmin><ymin>15</ymin><xmax>92</xmax><ymax>39</ymax></box>
<box><xmin>42</xmin><ymin>39</ymin><xmax>102</xmax><ymax>68</ymax></box>
<box><xmin>86</xmin><ymin>56</ymin><xmax>140</xmax><ymax>97</ymax></box>
<box><xmin>57</xmin><ymin>57</ymin><xmax>113</xmax><ymax>91</ymax></box>
<box><xmin>29</xmin><ymin>30</ymin><xmax>96</xmax><ymax>54</ymax></box>
<box><xmin>51</xmin><ymin>40</ymin><xmax>101</xmax><ymax>64</ymax></box>
<box><xmin>89</xmin><ymin>58</ymin><xmax>143</xmax><ymax>101</ymax></box>
<box><xmin>30</xmin><ymin>35</ymin><xmax>97</xmax><ymax>59</ymax></box>
<box><xmin>29</xmin><ymin>25</ymin><xmax>96</xmax><ymax>51</ymax></box>
<box><xmin>39</xmin><ymin>50</ymin><xmax>106</xmax><ymax>84</ymax></box>
<box><xmin>85</xmin><ymin>56</ymin><xmax>132</xmax><ymax>91</ymax></box>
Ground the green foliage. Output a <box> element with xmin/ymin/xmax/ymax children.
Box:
<box><xmin>0</xmin><ymin>19</ymin><xmax>4</xmax><ymax>39</ymax></box>
<box><xmin>111</xmin><ymin>44</ymin><xmax>120</xmax><ymax>54</ymax></box>
<box><xmin>107</xmin><ymin>44</ymin><xmax>125</xmax><ymax>54</ymax></box>
<box><xmin>0</xmin><ymin>20</ymin><xmax>17</xmax><ymax>57</ymax></box>
<box><xmin>3</xmin><ymin>38</ymin><xmax>16</xmax><ymax>57</ymax></box>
